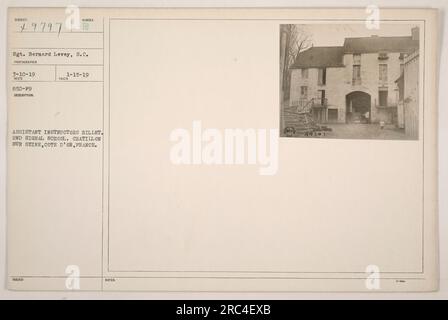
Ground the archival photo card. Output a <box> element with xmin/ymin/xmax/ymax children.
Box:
<box><xmin>7</xmin><ymin>8</ymin><xmax>438</xmax><ymax>292</ymax></box>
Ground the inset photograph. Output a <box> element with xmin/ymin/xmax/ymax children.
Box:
<box><xmin>280</xmin><ymin>24</ymin><xmax>420</xmax><ymax>139</ymax></box>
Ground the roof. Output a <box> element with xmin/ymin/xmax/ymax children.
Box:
<box><xmin>290</xmin><ymin>46</ymin><xmax>344</xmax><ymax>69</ymax></box>
<box><xmin>343</xmin><ymin>36</ymin><xmax>419</xmax><ymax>54</ymax></box>
<box><xmin>290</xmin><ymin>36</ymin><xmax>419</xmax><ymax>69</ymax></box>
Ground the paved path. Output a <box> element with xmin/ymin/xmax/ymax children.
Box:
<box><xmin>322</xmin><ymin>123</ymin><xmax>412</xmax><ymax>140</ymax></box>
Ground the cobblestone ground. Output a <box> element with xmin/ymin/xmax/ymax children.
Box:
<box><xmin>321</xmin><ymin>123</ymin><xmax>412</xmax><ymax>140</ymax></box>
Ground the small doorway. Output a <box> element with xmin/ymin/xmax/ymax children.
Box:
<box><xmin>328</xmin><ymin>109</ymin><xmax>338</xmax><ymax>122</ymax></box>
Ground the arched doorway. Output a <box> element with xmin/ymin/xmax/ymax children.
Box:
<box><xmin>346</xmin><ymin>91</ymin><xmax>371</xmax><ymax>124</ymax></box>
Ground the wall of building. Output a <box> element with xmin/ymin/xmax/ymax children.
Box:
<box><xmin>290</xmin><ymin>67</ymin><xmax>346</xmax><ymax>123</ymax></box>
<box><xmin>290</xmin><ymin>50</ymin><xmax>404</xmax><ymax>124</ymax></box>
<box><xmin>326</xmin><ymin>67</ymin><xmax>347</xmax><ymax>122</ymax></box>
<box><xmin>289</xmin><ymin>67</ymin><xmax>313</xmax><ymax>106</ymax></box>
<box><xmin>403</xmin><ymin>51</ymin><xmax>419</xmax><ymax>138</ymax></box>
<box><xmin>343</xmin><ymin>52</ymin><xmax>402</xmax><ymax>123</ymax></box>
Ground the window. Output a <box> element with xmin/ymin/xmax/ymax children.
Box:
<box><xmin>352</xmin><ymin>54</ymin><xmax>361</xmax><ymax>85</ymax></box>
<box><xmin>352</xmin><ymin>65</ymin><xmax>361</xmax><ymax>85</ymax></box>
<box><xmin>318</xmin><ymin>90</ymin><xmax>326</xmax><ymax>106</ymax></box>
<box><xmin>318</xmin><ymin>68</ymin><xmax>326</xmax><ymax>85</ymax></box>
<box><xmin>378</xmin><ymin>52</ymin><xmax>389</xmax><ymax>60</ymax></box>
<box><xmin>379</xmin><ymin>90</ymin><xmax>388</xmax><ymax>107</ymax></box>
<box><xmin>301</xmin><ymin>68</ymin><xmax>308</xmax><ymax>79</ymax></box>
<box><xmin>300</xmin><ymin>86</ymin><xmax>308</xmax><ymax>98</ymax></box>
<box><xmin>379</xmin><ymin>64</ymin><xmax>388</xmax><ymax>82</ymax></box>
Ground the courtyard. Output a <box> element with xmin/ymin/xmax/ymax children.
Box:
<box><xmin>318</xmin><ymin>123</ymin><xmax>413</xmax><ymax>140</ymax></box>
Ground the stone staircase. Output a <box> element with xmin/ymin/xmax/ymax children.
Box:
<box><xmin>282</xmin><ymin>99</ymin><xmax>319</xmax><ymax>136</ymax></box>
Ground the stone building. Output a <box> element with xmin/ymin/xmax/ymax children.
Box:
<box><xmin>396</xmin><ymin>50</ymin><xmax>419</xmax><ymax>138</ymax></box>
<box><xmin>289</xmin><ymin>27</ymin><xmax>419</xmax><ymax>125</ymax></box>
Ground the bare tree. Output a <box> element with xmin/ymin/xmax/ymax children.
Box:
<box><xmin>280</xmin><ymin>25</ymin><xmax>312</xmax><ymax>103</ymax></box>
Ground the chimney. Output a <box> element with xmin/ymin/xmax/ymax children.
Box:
<box><xmin>411</xmin><ymin>27</ymin><xmax>419</xmax><ymax>41</ymax></box>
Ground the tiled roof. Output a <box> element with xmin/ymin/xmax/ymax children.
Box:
<box><xmin>290</xmin><ymin>46</ymin><xmax>344</xmax><ymax>69</ymax></box>
<box><xmin>291</xmin><ymin>36</ymin><xmax>419</xmax><ymax>69</ymax></box>
<box><xmin>343</xmin><ymin>36</ymin><xmax>419</xmax><ymax>54</ymax></box>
